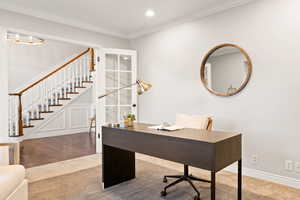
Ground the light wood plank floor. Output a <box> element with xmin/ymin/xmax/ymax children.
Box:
<box><xmin>28</xmin><ymin>158</ymin><xmax>300</xmax><ymax>200</ymax></box>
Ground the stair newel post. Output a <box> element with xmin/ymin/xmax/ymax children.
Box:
<box><xmin>90</xmin><ymin>48</ymin><xmax>95</xmax><ymax>72</ymax></box>
<box><xmin>17</xmin><ymin>94</ymin><xmax>24</xmax><ymax>137</ymax></box>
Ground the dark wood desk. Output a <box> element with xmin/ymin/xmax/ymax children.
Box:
<box><xmin>102</xmin><ymin>123</ymin><xmax>242</xmax><ymax>200</ymax></box>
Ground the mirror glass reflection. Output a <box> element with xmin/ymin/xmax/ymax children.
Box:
<box><xmin>203</xmin><ymin>46</ymin><xmax>250</xmax><ymax>95</ymax></box>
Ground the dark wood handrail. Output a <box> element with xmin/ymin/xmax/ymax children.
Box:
<box><xmin>10</xmin><ymin>48</ymin><xmax>91</xmax><ymax>96</ymax></box>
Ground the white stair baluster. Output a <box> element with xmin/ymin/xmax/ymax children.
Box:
<box><xmin>85</xmin><ymin>56</ymin><xmax>88</xmax><ymax>80</ymax></box>
<box><xmin>14</xmin><ymin>97</ymin><xmax>18</xmax><ymax>136</ymax></box>
<box><xmin>79</xmin><ymin>58</ymin><xmax>82</xmax><ymax>86</ymax></box>
<box><xmin>75</xmin><ymin>60</ymin><xmax>78</xmax><ymax>86</ymax></box>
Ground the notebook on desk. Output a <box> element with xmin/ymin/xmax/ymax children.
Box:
<box><xmin>148</xmin><ymin>125</ymin><xmax>184</xmax><ymax>131</ymax></box>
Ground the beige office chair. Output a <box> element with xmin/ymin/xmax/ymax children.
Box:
<box><xmin>161</xmin><ymin>114</ymin><xmax>213</xmax><ymax>200</ymax></box>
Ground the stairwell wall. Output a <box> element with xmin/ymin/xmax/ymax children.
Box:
<box><xmin>8</xmin><ymin>39</ymin><xmax>86</xmax><ymax>91</ymax></box>
<box><xmin>0</xmin><ymin>27</ymin><xmax>8</xmax><ymax>140</ymax></box>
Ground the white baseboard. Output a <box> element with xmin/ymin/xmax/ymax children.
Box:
<box><xmin>22</xmin><ymin>128</ymin><xmax>89</xmax><ymax>140</ymax></box>
<box><xmin>224</xmin><ymin>164</ymin><xmax>300</xmax><ymax>190</ymax></box>
<box><xmin>137</xmin><ymin>154</ymin><xmax>300</xmax><ymax>190</ymax></box>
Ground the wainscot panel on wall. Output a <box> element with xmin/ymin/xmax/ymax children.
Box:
<box><xmin>131</xmin><ymin>0</ymin><xmax>300</xmax><ymax>182</ymax></box>
<box><xmin>69</xmin><ymin>107</ymin><xmax>89</xmax><ymax>129</ymax></box>
<box><xmin>24</xmin><ymin>89</ymin><xmax>93</xmax><ymax>139</ymax></box>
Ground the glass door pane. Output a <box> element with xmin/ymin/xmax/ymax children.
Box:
<box><xmin>106</xmin><ymin>54</ymin><xmax>118</xmax><ymax>70</ymax></box>
<box><xmin>120</xmin><ymin>55</ymin><xmax>132</xmax><ymax>71</ymax></box>
<box><xmin>104</xmin><ymin>51</ymin><xmax>136</xmax><ymax>124</ymax></box>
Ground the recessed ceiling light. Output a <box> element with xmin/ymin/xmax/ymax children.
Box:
<box><xmin>145</xmin><ymin>9</ymin><xmax>155</xmax><ymax>18</ymax></box>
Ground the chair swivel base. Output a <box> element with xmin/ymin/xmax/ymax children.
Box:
<box><xmin>161</xmin><ymin>173</ymin><xmax>210</xmax><ymax>200</ymax></box>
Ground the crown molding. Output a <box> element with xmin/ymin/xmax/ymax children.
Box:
<box><xmin>128</xmin><ymin>0</ymin><xmax>256</xmax><ymax>39</ymax></box>
<box><xmin>0</xmin><ymin>2</ymin><xmax>128</xmax><ymax>39</ymax></box>
<box><xmin>0</xmin><ymin>0</ymin><xmax>256</xmax><ymax>40</ymax></box>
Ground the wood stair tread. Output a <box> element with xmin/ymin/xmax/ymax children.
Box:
<box><xmin>66</xmin><ymin>92</ymin><xmax>79</xmax><ymax>94</ymax></box>
<box><xmin>58</xmin><ymin>98</ymin><xmax>71</xmax><ymax>100</ymax></box>
<box><xmin>49</xmin><ymin>104</ymin><xmax>63</xmax><ymax>106</ymax></box>
<box><xmin>75</xmin><ymin>86</ymin><xmax>86</xmax><ymax>88</ymax></box>
<box><xmin>23</xmin><ymin>125</ymin><xmax>34</xmax><ymax>128</ymax></box>
<box><xmin>39</xmin><ymin>111</ymin><xmax>54</xmax><ymax>113</ymax></box>
<box><xmin>82</xmin><ymin>81</ymin><xmax>93</xmax><ymax>83</ymax></box>
<box><xmin>30</xmin><ymin>118</ymin><xmax>44</xmax><ymax>120</ymax></box>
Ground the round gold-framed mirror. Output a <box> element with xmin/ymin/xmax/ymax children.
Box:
<box><xmin>200</xmin><ymin>43</ymin><xmax>252</xmax><ymax>97</ymax></box>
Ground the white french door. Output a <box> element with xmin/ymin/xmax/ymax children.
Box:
<box><xmin>96</xmin><ymin>48</ymin><xmax>137</xmax><ymax>152</ymax></box>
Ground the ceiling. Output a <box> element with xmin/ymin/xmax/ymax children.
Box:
<box><xmin>0</xmin><ymin>0</ymin><xmax>254</xmax><ymax>39</ymax></box>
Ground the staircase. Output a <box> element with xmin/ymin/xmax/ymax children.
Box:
<box><xmin>8</xmin><ymin>48</ymin><xmax>95</xmax><ymax>137</ymax></box>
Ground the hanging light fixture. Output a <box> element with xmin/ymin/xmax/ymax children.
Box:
<box><xmin>6</xmin><ymin>32</ymin><xmax>45</xmax><ymax>46</ymax></box>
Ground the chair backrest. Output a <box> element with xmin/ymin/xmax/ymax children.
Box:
<box><xmin>175</xmin><ymin>114</ymin><xmax>213</xmax><ymax>131</ymax></box>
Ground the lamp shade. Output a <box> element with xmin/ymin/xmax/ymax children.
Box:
<box><xmin>137</xmin><ymin>80</ymin><xmax>152</xmax><ymax>95</ymax></box>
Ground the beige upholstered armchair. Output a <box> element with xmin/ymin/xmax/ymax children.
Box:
<box><xmin>0</xmin><ymin>142</ymin><xmax>28</xmax><ymax>200</ymax></box>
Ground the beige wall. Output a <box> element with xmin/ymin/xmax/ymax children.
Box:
<box><xmin>131</xmin><ymin>0</ymin><xmax>300</xmax><ymax>180</ymax></box>
<box><xmin>0</xmin><ymin>9</ymin><xmax>130</xmax><ymax>49</ymax></box>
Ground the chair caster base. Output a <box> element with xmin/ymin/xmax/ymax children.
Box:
<box><xmin>163</xmin><ymin>177</ymin><xmax>168</xmax><ymax>183</ymax></box>
<box><xmin>194</xmin><ymin>195</ymin><xmax>201</xmax><ymax>200</ymax></box>
<box><xmin>161</xmin><ymin>190</ymin><xmax>167</xmax><ymax>197</ymax></box>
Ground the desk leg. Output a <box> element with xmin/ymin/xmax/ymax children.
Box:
<box><xmin>238</xmin><ymin>159</ymin><xmax>242</xmax><ymax>200</ymax></box>
<box><xmin>211</xmin><ymin>171</ymin><xmax>215</xmax><ymax>200</ymax></box>
<box><xmin>102</xmin><ymin>144</ymin><xmax>135</xmax><ymax>189</ymax></box>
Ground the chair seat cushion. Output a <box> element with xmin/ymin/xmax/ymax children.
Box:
<box><xmin>0</xmin><ymin>165</ymin><xmax>25</xmax><ymax>200</ymax></box>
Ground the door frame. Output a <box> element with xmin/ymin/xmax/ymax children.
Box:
<box><xmin>96</xmin><ymin>48</ymin><xmax>137</xmax><ymax>153</ymax></box>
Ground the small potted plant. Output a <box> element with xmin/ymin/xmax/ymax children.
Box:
<box><xmin>124</xmin><ymin>114</ymin><xmax>136</xmax><ymax>127</ymax></box>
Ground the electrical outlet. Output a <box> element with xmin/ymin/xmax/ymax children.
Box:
<box><xmin>251</xmin><ymin>154</ymin><xmax>258</xmax><ymax>164</ymax></box>
<box><xmin>285</xmin><ymin>160</ymin><xmax>293</xmax><ymax>171</ymax></box>
<box><xmin>295</xmin><ymin>162</ymin><xmax>300</xmax><ymax>173</ymax></box>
